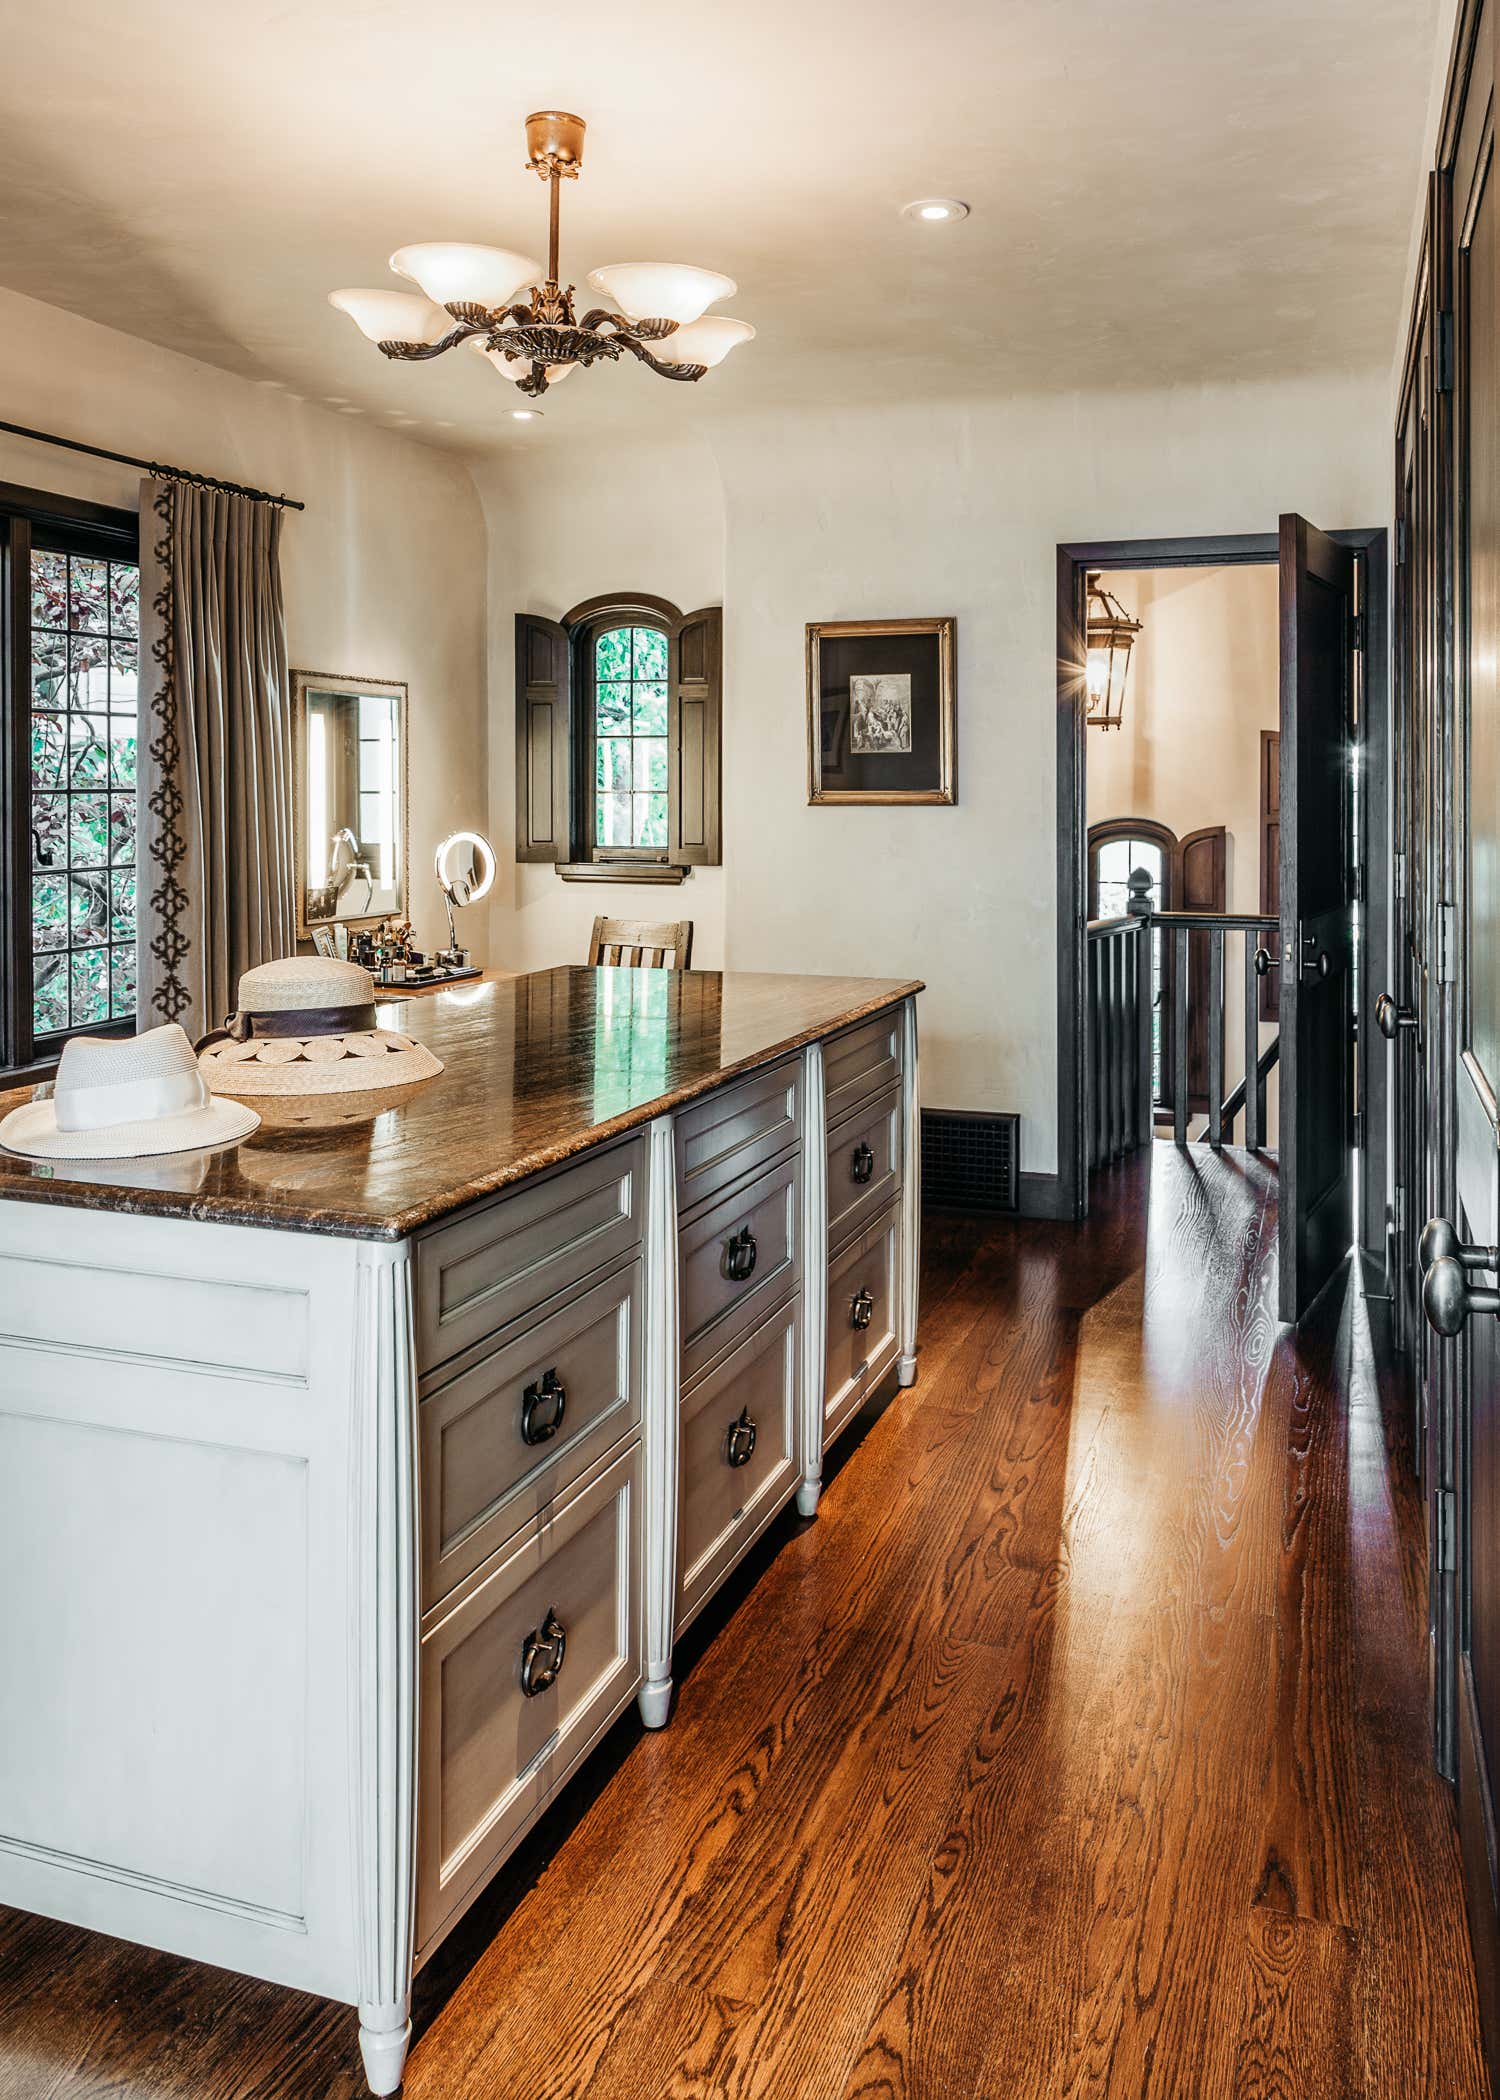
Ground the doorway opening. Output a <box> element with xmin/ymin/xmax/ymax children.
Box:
<box><xmin>1053</xmin><ymin>526</ymin><xmax>1389</xmax><ymax>1325</ymax></box>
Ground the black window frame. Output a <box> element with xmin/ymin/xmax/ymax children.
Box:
<box><xmin>1</xmin><ymin>480</ymin><xmax>140</xmax><ymax>1086</ymax></box>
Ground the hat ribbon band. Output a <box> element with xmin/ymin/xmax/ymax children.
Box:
<box><xmin>54</xmin><ymin>1064</ymin><xmax>210</xmax><ymax>1135</ymax></box>
<box><xmin>197</xmin><ymin>1000</ymin><xmax>380</xmax><ymax>1053</ymax></box>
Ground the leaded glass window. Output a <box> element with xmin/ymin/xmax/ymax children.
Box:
<box><xmin>1093</xmin><ymin>833</ymin><xmax>1166</xmax><ymax>1103</ymax></box>
<box><xmin>29</xmin><ymin>546</ymin><xmax>140</xmax><ymax>1039</ymax></box>
<box><xmin>593</xmin><ymin>623</ymin><xmax>668</xmax><ymax>851</ymax></box>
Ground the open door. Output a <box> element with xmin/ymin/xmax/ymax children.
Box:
<box><xmin>1278</xmin><ymin>513</ymin><xmax>1357</xmax><ymax>1324</ymax></box>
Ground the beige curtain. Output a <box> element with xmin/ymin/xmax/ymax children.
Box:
<box><xmin>136</xmin><ymin>477</ymin><xmax>294</xmax><ymax>1038</ymax></box>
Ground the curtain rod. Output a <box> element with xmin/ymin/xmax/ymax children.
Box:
<box><xmin>0</xmin><ymin>419</ymin><xmax>305</xmax><ymax>512</ymax></box>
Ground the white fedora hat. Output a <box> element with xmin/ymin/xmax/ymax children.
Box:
<box><xmin>0</xmin><ymin>1024</ymin><xmax>261</xmax><ymax>1161</ymax></box>
<box><xmin>198</xmin><ymin>956</ymin><xmax>443</xmax><ymax>1098</ymax></box>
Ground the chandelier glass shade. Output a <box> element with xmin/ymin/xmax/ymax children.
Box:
<box><xmin>1084</xmin><ymin>573</ymin><xmax>1143</xmax><ymax>732</ymax></box>
<box><xmin>329</xmin><ymin>111</ymin><xmax>754</xmax><ymax>405</ymax></box>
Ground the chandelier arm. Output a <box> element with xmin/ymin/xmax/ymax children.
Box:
<box><xmin>376</xmin><ymin>321</ymin><xmax>490</xmax><ymax>363</ymax></box>
<box><xmin>616</xmin><ymin>335</ymin><xmax>709</xmax><ymax>383</ymax></box>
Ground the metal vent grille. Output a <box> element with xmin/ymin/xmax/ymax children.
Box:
<box><xmin>921</xmin><ymin>1109</ymin><xmax>1020</xmax><ymax>1214</ymax></box>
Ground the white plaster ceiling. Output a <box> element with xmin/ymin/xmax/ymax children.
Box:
<box><xmin>0</xmin><ymin>0</ymin><xmax>1439</xmax><ymax>453</ymax></box>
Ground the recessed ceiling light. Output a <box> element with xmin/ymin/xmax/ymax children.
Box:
<box><xmin>902</xmin><ymin>197</ymin><xmax>969</xmax><ymax>224</ymax></box>
<box><xmin>511</xmin><ymin>408</ymin><xmax>542</xmax><ymax>421</ymax></box>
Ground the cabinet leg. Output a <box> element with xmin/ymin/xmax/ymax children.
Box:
<box><xmin>638</xmin><ymin>1673</ymin><xmax>672</xmax><ymax>1729</ymax></box>
<box><xmin>359</xmin><ymin>1999</ymin><xmax>411</xmax><ymax>2096</ymax></box>
<box><xmin>796</xmin><ymin>1473</ymin><xmax>822</xmax><ymax>1517</ymax></box>
<box><xmin>898</xmin><ymin>1354</ymin><xmax>917</xmax><ymax>1387</ymax></box>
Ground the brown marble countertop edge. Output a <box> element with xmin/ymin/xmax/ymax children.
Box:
<box><xmin>0</xmin><ymin>978</ymin><xmax>924</xmax><ymax>1242</ymax></box>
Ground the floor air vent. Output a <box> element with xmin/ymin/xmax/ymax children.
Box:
<box><xmin>921</xmin><ymin>1109</ymin><xmax>1020</xmax><ymax>1214</ymax></box>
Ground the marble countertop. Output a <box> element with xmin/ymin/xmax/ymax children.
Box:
<box><xmin>0</xmin><ymin>968</ymin><xmax>922</xmax><ymax>1240</ymax></box>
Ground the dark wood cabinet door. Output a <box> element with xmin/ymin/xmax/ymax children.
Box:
<box><xmin>1277</xmin><ymin>513</ymin><xmax>1356</xmax><ymax>1324</ymax></box>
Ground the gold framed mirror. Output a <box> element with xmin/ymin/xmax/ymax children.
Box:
<box><xmin>291</xmin><ymin>670</ymin><xmax>408</xmax><ymax>938</ymax></box>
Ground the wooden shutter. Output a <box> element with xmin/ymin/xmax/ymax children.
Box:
<box><xmin>1175</xmin><ymin>825</ymin><xmax>1227</xmax><ymax>1110</ymax></box>
<box><xmin>669</xmin><ymin>607</ymin><xmax>722</xmax><ymax>866</ymax></box>
<box><xmin>515</xmin><ymin>614</ymin><xmax>571</xmax><ymax>863</ymax></box>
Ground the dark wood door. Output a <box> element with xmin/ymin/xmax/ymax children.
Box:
<box><xmin>1394</xmin><ymin>189</ymin><xmax>1455</xmax><ymax>1776</ymax></box>
<box><xmin>1277</xmin><ymin>514</ymin><xmax>1357</xmax><ymax>1324</ymax></box>
<box><xmin>1448</xmin><ymin>3</ymin><xmax>1500</xmax><ymax>2055</ymax></box>
<box><xmin>1177</xmin><ymin>825</ymin><xmax>1226</xmax><ymax>1108</ymax></box>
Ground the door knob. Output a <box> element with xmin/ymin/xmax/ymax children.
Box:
<box><xmin>1300</xmin><ymin>949</ymin><xmax>1330</xmax><ymax>982</ymax></box>
<box><xmin>1418</xmin><ymin>1217</ymin><xmax>1499</xmax><ymax>1273</ymax></box>
<box><xmin>1423</xmin><ymin>1257</ymin><xmax>1500</xmax><ymax>1336</ymax></box>
<box><xmin>1375</xmin><ymin>993</ymin><xmax>1418</xmax><ymax>1040</ymax></box>
<box><xmin>1253</xmin><ymin>947</ymin><xmax>1280</xmax><ymax>977</ymax></box>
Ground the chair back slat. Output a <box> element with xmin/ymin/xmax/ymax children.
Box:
<box><xmin>588</xmin><ymin>916</ymin><xmax>694</xmax><ymax>971</ymax></box>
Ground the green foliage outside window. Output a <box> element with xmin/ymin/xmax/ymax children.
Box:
<box><xmin>594</xmin><ymin>625</ymin><xmax>669</xmax><ymax>850</ymax></box>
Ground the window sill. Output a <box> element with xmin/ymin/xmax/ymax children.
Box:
<box><xmin>555</xmin><ymin>862</ymin><xmax>692</xmax><ymax>885</ymax></box>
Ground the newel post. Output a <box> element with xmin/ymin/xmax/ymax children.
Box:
<box><xmin>1127</xmin><ymin>868</ymin><xmax>1154</xmax><ymax>1146</ymax></box>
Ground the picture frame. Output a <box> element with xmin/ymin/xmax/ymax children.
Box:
<box><xmin>805</xmin><ymin>617</ymin><xmax>956</xmax><ymax>805</ymax></box>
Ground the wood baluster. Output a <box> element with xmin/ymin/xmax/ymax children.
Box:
<box><xmin>1137</xmin><ymin>925</ymin><xmax>1154</xmax><ymax>1148</ymax></box>
<box><xmin>1208</xmin><ymin>927</ymin><xmax>1224</xmax><ymax>1149</ymax></box>
<box><xmin>1173</xmin><ymin>926</ymin><xmax>1189</xmax><ymax>1146</ymax></box>
<box><xmin>1107</xmin><ymin>937</ymin><xmax>1121</xmax><ymax>1161</ymax></box>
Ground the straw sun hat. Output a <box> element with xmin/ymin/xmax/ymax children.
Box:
<box><xmin>197</xmin><ymin>957</ymin><xmax>444</xmax><ymax>1097</ymax></box>
<box><xmin>0</xmin><ymin>1024</ymin><xmax>261</xmax><ymax>1160</ymax></box>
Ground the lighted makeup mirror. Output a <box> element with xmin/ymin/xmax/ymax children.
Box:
<box><xmin>435</xmin><ymin>830</ymin><xmax>496</xmax><ymax>964</ymax></box>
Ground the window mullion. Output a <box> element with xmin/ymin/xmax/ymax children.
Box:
<box><xmin>2</xmin><ymin>513</ymin><xmax>35</xmax><ymax>1071</ymax></box>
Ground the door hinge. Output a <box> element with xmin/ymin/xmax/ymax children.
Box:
<box><xmin>1394</xmin><ymin>848</ymin><xmax>1407</xmax><ymax>900</ymax></box>
<box><xmin>1439</xmin><ymin>899</ymin><xmax>1458</xmax><ymax>984</ymax></box>
<box><xmin>1353</xmin><ymin>1108</ymin><xmax>1365</xmax><ymax>1149</ymax></box>
<box><xmin>1352</xmin><ymin>861</ymin><xmax>1365</xmax><ymax>904</ymax></box>
<box><xmin>1436</xmin><ymin>1487</ymin><xmax>1457</xmax><ymax>1575</ymax></box>
<box><xmin>1438</xmin><ymin>309</ymin><xmax>1456</xmax><ymax>394</ymax></box>
<box><xmin>1350</xmin><ymin>609</ymin><xmax>1367</xmax><ymax>651</ymax></box>
<box><xmin>1394</xmin><ymin>1183</ymin><xmax>1407</xmax><ymax>1234</ymax></box>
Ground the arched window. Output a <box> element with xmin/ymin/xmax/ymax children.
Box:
<box><xmin>514</xmin><ymin>593</ymin><xmax>723</xmax><ymax>878</ymax></box>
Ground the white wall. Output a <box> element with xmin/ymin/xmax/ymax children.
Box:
<box><xmin>475</xmin><ymin>432</ymin><xmax>727</xmax><ymax>974</ymax></box>
<box><xmin>709</xmin><ymin>378</ymin><xmax>1388</xmax><ymax>1172</ymax></box>
<box><xmin>0</xmin><ymin>285</ymin><xmax>489</xmax><ymax>967</ymax></box>
<box><xmin>1087</xmin><ymin>563</ymin><xmax>1279</xmax><ymax>915</ymax></box>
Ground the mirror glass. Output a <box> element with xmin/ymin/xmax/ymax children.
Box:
<box><xmin>293</xmin><ymin>673</ymin><xmax>407</xmax><ymax>932</ymax></box>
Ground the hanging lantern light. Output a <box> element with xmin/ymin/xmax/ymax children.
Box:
<box><xmin>1084</xmin><ymin>573</ymin><xmax>1142</xmax><ymax>730</ymax></box>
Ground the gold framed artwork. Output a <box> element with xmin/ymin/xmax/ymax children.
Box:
<box><xmin>805</xmin><ymin>617</ymin><xmax>956</xmax><ymax>804</ymax></box>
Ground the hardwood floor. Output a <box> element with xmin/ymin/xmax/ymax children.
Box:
<box><xmin>0</xmin><ymin>1143</ymin><xmax>1486</xmax><ymax>2098</ymax></box>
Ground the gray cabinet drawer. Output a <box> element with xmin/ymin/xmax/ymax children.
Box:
<box><xmin>419</xmin><ymin>1261</ymin><xmax>643</xmax><ymax>1607</ymax></box>
<box><xmin>827</xmin><ymin>1082</ymin><xmax>902</xmax><ymax>1252</ymax></box>
<box><xmin>678</xmin><ymin>1296</ymin><xmax>800</xmax><ymax>1630</ymax></box>
<box><xmin>674</xmin><ymin>1058</ymin><xmax>800</xmax><ymax>1219</ymax></box>
<box><xmin>679</xmin><ymin>1150</ymin><xmax>800</xmax><ymax>1385</ymax></box>
<box><xmin>416</xmin><ymin>1440</ymin><xmax>640</xmax><ymax>1959</ymax></box>
<box><xmin>825</xmin><ymin>1201</ymin><xmax>901</xmax><ymax>1449</ymax></box>
<box><xmin>824</xmin><ymin>1007</ymin><xmax>903</xmax><ymax>1128</ymax></box>
<box><xmin>415</xmin><ymin>1137</ymin><xmax>644</xmax><ymax>1376</ymax></box>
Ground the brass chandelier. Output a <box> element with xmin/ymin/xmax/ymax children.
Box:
<box><xmin>330</xmin><ymin>111</ymin><xmax>754</xmax><ymax>404</ymax></box>
<box><xmin>1084</xmin><ymin>574</ymin><xmax>1143</xmax><ymax>731</ymax></box>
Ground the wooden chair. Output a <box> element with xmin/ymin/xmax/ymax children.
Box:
<box><xmin>587</xmin><ymin>915</ymin><xmax>694</xmax><ymax>970</ymax></box>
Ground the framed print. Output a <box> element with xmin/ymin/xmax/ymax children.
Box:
<box><xmin>806</xmin><ymin>617</ymin><xmax>956</xmax><ymax>804</ymax></box>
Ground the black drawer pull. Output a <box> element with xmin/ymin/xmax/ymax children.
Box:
<box><xmin>722</xmin><ymin>1226</ymin><xmax>758</xmax><ymax>1283</ymax></box>
<box><xmin>726</xmin><ymin>1406</ymin><xmax>758</xmax><ymax>1468</ymax></box>
<box><xmin>520</xmin><ymin>1608</ymin><xmax>567</xmax><ymax>1697</ymax></box>
<box><xmin>851</xmin><ymin>1287</ymin><xmax>875</xmax><ymax>1331</ymax></box>
<box><xmin>521</xmin><ymin>1368</ymin><xmax>567</xmax><ymax>1445</ymax></box>
<box><xmin>850</xmin><ymin>1141</ymin><xmax>875</xmax><ymax>1185</ymax></box>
